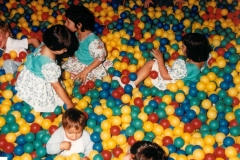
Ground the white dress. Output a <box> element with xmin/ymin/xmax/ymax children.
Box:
<box><xmin>15</xmin><ymin>49</ymin><xmax>64</xmax><ymax>112</ymax></box>
<box><xmin>151</xmin><ymin>59</ymin><xmax>187</xmax><ymax>90</ymax></box>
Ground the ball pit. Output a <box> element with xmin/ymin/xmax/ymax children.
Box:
<box><xmin>0</xmin><ymin>0</ymin><xmax>240</xmax><ymax>159</ymax></box>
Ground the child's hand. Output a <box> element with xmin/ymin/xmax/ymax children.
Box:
<box><xmin>144</xmin><ymin>0</ymin><xmax>154</xmax><ymax>8</ymax></box>
<box><xmin>81</xmin><ymin>157</ymin><xmax>90</xmax><ymax>160</ymax></box>
<box><xmin>73</xmin><ymin>69</ymin><xmax>88</xmax><ymax>84</ymax></box>
<box><xmin>60</xmin><ymin>141</ymin><xmax>71</xmax><ymax>150</ymax></box>
<box><xmin>150</xmin><ymin>49</ymin><xmax>163</xmax><ymax>60</ymax></box>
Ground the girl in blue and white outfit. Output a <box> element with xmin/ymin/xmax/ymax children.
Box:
<box><xmin>62</xmin><ymin>5</ymin><xmax>112</xmax><ymax>84</ymax></box>
<box><xmin>114</xmin><ymin>33</ymin><xmax>211</xmax><ymax>90</ymax></box>
<box><xmin>16</xmin><ymin>25</ymin><xmax>75</xmax><ymax>112</ymax></box>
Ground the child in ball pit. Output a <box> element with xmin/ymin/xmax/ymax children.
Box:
<box><xmin>124</xmin><ymin>141</ymin><xmax>167</xmax><ymax>160</ymax></box>
<box><xmin>46</xmin><ymin>108</ymin><xmax>93</xmax><ymax>159</ymax></box>
<box><xmin>113</xmin><ymin>33</ymin><xmax>211</xmax><ymax>90</ymax></box>
<box><xmin>15</xmin><ymin>25</ymin><xmax>75</xmax><ymax>112</ymax></box>
<box><xmin>62</xmin><ymin>5</ymin><xmax>113</xmax><ymax>84</ymax></box>
<box><xmin>0</xmin><ymin>20</ymin><xmax>40</xmax><ymax>74</ymax></box>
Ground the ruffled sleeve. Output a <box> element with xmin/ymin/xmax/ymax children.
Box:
<box><xmin>88</xmin><ymin>39</ymin><xmax>107</xmax><ymax>62</ymax></box>
<box><xmin>168</xmin><ymin>59</ymin><xmax>187</xmax><ymax>80</ymax></box>
<box><xmin>42</xmin><ymin>62</ymin><xmax>61</xmax><ymax>82</ymax></box>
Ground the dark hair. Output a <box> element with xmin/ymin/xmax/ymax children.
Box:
<box><xmin>43</xmin><ymin>24</ymin><xmax>72</xmax><ymax>51</ymax></box>
<box><xmin>62</xmin><ymin>108</ymin><xmax>87</xmax><ymax>130</ymax></box>
<box><xmin>65</xmin><ymin>5</ymin><xmax>95</xmax><ymax>32</ymax></box>
<box><xmin>0</xmin><ymin>20</ymin><xmax>12</xmax><ymax>36</ymax></box>
<box><xmin>130</xmin><ymin>141</ymin><xmax>167</xmax><ymax>160</ymax></box>
<box><xmin>182</xmin><ymin>33</ymin><xmax>211</xmax><ymax>62</ymax></box>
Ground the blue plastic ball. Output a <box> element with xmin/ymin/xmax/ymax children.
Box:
<box><xmin>209</xmin><ymin>94</ymin><xmax>219</xmax><ymax>103</ymax></box>
<box><xmin>223</xmin><ymin>136</ymin><xmax>235</xmax><ymax>147</ymax></box>
<box><xmin>90</xmin><ymin>132</ymin><xmax>101</xmax><ymax>143</ymax></box>
<box><xmin>14</xmin><ymin>145</ymin><xmax>24</xmax><ymax>156</ymax></box>
<box><xmin>25</xmin><ymin>113</ymin><xmax>35</xmax><ymax>123</ymax></box>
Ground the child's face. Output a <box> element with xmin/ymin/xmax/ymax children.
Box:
<box><xmin>64</xmin><ymin>127</ymin><xmax>83</xmax><ymax>141</ymax></box>
<box><xmin>65</xmin><ymin>18</ymin><xmax>78</xmax><ymax>32</ymax></box>
<box><xmin>0</xmin><ymin>30</ymin><xmax>9</xmax><ymax>49</ymax></box>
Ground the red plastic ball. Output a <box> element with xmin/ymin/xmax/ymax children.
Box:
<box><xmin>121</xmin><ymin>69</ymin><xmax>130</xmax><ymax>76</ymax></box>
<box><xmin>171</xmin><ymin>51</ymin><xmax>179</xmax><ymax>59</ymax></box>
<box><xmin>116</xmin><ymin>87</ymin><xmax>124</xmax><ymax>95</ymax></box>
<box><xmin>134</xmin><ymin>97</ymin><xmax>143</xmax><ymax>108</ymax></box>
<box><xmin>0</xmin><ymin>137</ymin><xmax>7</xmax><ymax>149</ymax></box>
<box><xmin>19</xmin><ymin>51</ymin><xmax>27</xmax><ymax>59</ymax></box>
<box><xmin>101</xmin><ymin>150</ymin><xmax>112</xmax><ymax>160</ymax></box>
<box><xmin>86</xmin><ymin>80</ymin><xmax>95</xmax><ymax>89</ymax></box>
<box><xmin>214</xmin><ymin>147</ymin><xmax>226</xmax><ymax>159</ymax></box>
<box><xmin>207</xmin><ymin>6</ymin><xmax>214</xmax><ymax>13</ymax></box>
<box><xmin>30</xmin><ymin>123</ymin><xmax>41</xmax><ymax>134</ymax></box>
<box><xmin>150</xmin><ymin>70</ymin><xmax>158</xmax><ymax>79</ymax></box>
<box><xmin>226</xmin><ymin>43</ymin><xmax>234</xmax><ymax>50</ymax></box>
<box><xmin>208</xmin><ymin>58</ymin><xmax>216</xmax><ymax>66</ymax></box>
<box><xmin>233</xmin><ymin>143</ymin><xmax>240</xmax><ymax>153</ymax></box>
<box><xmin>127</xmin><ymin>136</ymin><xmax>137</xmax><ymax>146</ymax></box>
<box><xmin>153</xmin><ymin>96</ymin><xmax>162</xmax><ymax>103</ymax></box>
<box><xmin>148</xmin><ymin>113</ymin><xmax>159</xmax><ymax>123</ymax></box>
<box><xmin>1</xmin><ymin>82</ymin><xmax>9</xmax><ymax>91</ymax></box>
<box><xmin>159</xmin><ymin>119</ymin><xmax>170</xmax><ymax>129</ymax></box>
<box><xmin>49</xmin><ymin>125</ymin><xmax>58</xmax><ymax>135</ymax></box>
<box><xmin>14</xmin><ymin>57</ymin><xmax>22</xmax><ymax>62</ymax></box>
<box><xmin>112</xmin><ymin>15</ymin><xmax>119</xmax><ymax>22</ymax></box>
<box><xmin>135</xmin><ymin>33</ymin><xmax>142</xmax><ymax>40</ymax></box>
<box><xmin>184</xmin><ymin>123</ymin><xmax>194</xmax><ymax>133</ymax></box>
<box><xmin>133</xmin><ymin>19</ymin><xmax>140</xmax><ymax>26</ymax></box>
<box><xmin>102</xmin><ymin>28</ymin><xmax>110</xmax><ymax>36</ymax></box>
<box><xmin>121</xmin><ymin>76</ymin><xmax>130</xmax><ymax>84</ymax></box>
<box><xmin>217</xmin><ymin>48</ymin><xmax>225</xmax><ymax>56</ymax></box>
<box><xmin>112</xmin><ymin>147</ymin><xmax>123</xmax><ymax>158</ymax></box>
<box><xmin>110</xmin><ymin>126</ymin><xmax>121</xmax><ymax>136</ymax></box>
<box><xmin>79</xmin><ymin>85</ymin><xmax>88</xmax><ymax>94</ymax></box>
<box><xmin>3</xmin><ymin>53</ymin><xmax>11</xmax><ymax>60</ymax></box>
<box><xmin>30</xmin><ymin>151</ymin><xmax>37</xmax><ymax>158</ymax></box>
<box><xmin>121</xmin><ymin>57</ymin><xmax>130</xmax><ymax>64</ymax></box>
<box><xmin>112</xmin><ymin>90</ymin><xmax>121</xmax><ymax>99</ymax></box>
<box><xmin>232</xmin><ymin>97</ymin><xmax>240</xmax><ymax>106</ymax></box>
<box><xmin>3</xmin><ymin>142</ymin><xmax>14</xmax><ymax>153</ymax></box>
<box><xmin>204</xmin><ymin>153</ymin><xmax>216</xmax><ymax>160</ymax></box>
<box><xmin>95</xmin><ymin>6</ymin><xmax>102</xmax><ymax>12</ymax></box>
<box><xmin>201</xmin><ymin>13</ymin><xmax>209</xmax><ymax>21</ymax></box>
<box><xmin>134</xmin><ymin>27</ymin><xmax>141</xmax><ymax>33</ymax></box>
<box><xmin>41</xmin><ymin>12</ymin><xmax>49</xmax><ymax>21</ymax></box>
<box><xmin>83</xmin><ymin>111</ymin><xmax>88</xmax><ymax>119</ymax></box>
<box><xmin>229</xmin><ymin>119</ymin><xmax>238</xmax><ymax>127</ymax></box>
<box><xmin>170</xmin><ymin>101</ymin><xmax>179</xmax><ymax>108</ymax></box>
<box><xmin>162</xmin><ymin>136</ymin><xmax>173</xmax><ymax>146</ymax></box>
<box><xmin>191</xmin><ymin>118</ymin><xmax>202</xmax><ymax>129</ymax></box>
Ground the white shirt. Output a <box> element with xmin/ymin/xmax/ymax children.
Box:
<box><xmin>5</xmin><ymin>37</ymin><xmax>28</xmax><ymax>55</ymax></box>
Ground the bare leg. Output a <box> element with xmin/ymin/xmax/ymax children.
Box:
<box><xmin>134</xmin><ymin>60</ymin><xmax>155</xmax><ymax>86</ymax></box>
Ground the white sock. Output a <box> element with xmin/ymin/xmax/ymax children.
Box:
<box><xmin>112</xmin><ymin>76</ymin><xmax>125</xmax><ymax>88</ymax></box>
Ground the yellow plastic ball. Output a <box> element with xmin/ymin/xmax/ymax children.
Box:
<box><xmin>152</xmin><ymin>124</ymin><xmax>164</xmax><ymax>136</ymax></box>
<box><xmin>100</xmin><ymin>130</ymin><xmax>111</xmax><ymax>141</ymax></box>
<box><xmin>20</xmin><ymin>123</ymin><xmax>30</xmax><ymax>134</ymax></box>
<box><xmin>0</xmin><ymin>117</ymin><xmax>6</xmax><ymax>127</ymax></box>
<box><xmin>193</xmin><ymin>149</ymin><xmax>205</xmax><ymax>160</ymax></box>
<box><xmin>225</xmin><ymin>146</ymin><xmax>237</xmax><ymax>158</ymax></box>
<box><xmin>106</xmin><ymin>138</ymin><xmax>117</xmax><ymax>149</ymax></box>
<box><xmin>228</xmin><ymin>88</ymin><xmax>238</xmax><ymax>97</ymax></box>
<box><xmin>116</xmin><ymin>134</ymin><xmax>127</xmax><ymax>145</ymax></box>
<box><xmin>2</xmin><ymin>90</ymin><xmax>13</xmax><ymax>99</ymax></box>
<box><xmin>21</xmin><ymin>153</ymin><xmax>32</xmax><ymax>160</ymax></box>
<box><xmin>41</xmin><ymin>119</ymin><xmax>52</xmax><ymax>130</ymax></box>
<box><xmin>121</xmin><ymin>105</ymin><xmax>131</xmax><ymax>115</ymax></box>
<box><xmin>175</xmin><ymin>93</ymin><xmax>185</xmax><ymax>103</ymax></box>
<box><xmin>101</xmin><ymin>120</ymin><xmax>112</xmax><ymax>130</ymax></box>
<box><xmin>144</xmin><ymin>77</ymin><xmax>153</xmax><ymax>87</ymax></box>
<box><xmin>6</xmin><ymin>132</ymin><xmax>17</xmax><ymax>143</ymax></box>
<box><xmin>143</xmin><ymin>121</ymin><xmax>153</xmax><ymax>132</ymax></box>
<box><xmin>103</xmin><ymin>108</ymin><xmax>113</xmax><ymax>118</ymax></box>
<box><xmin>217</xmin><ymin>59</ymin><xmax>226</xmax><ymax>68</ymax></box>
<box><xmin>69</xmin><ymin>153</ymin><xmax>80</xmax><ymax>160</ymax></box>
<box><xmin>165</xmin><ymin>105</ymin><xmax>175</xmax><ymax>115</ymax></box>
<box><xmin>121</xmin><ymin>94</ymin><xmax>131</xmax><ymax>104</ymax></box>
<box><xmin>162</xmin><ymin>95</ymin><xmax>172</xmax><ymax>104</ymax></box>
<box><xmin>94</xmin><ymin>106</ymin><xmax>104</xmax><ymax>115</ymax></box>
<box><xmin>201</xmin><ymin>99</ymin><xmax>212</xmax><ymax>109</ymax></box>
<box><xmin>196</xmin><ymin>81</ymin><xmax>206</xmax><ymax>91</ymax></box>
<box><xmin>134</xmin><ymin>130</ymin><xmax>144</xmax><ymax>141</ymax></box>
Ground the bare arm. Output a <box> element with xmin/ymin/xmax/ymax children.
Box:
<box><xmin>73</xmin><ymin>59</ymin><xmax>102</xmax><ymax>83</ymax></box>
<box><xmin>28</xmin><ymin>38</ymin><xmax>40</xmax><ymax>48</ymax></box>
<box><xmin>51</xmin><ymin>81</ymin><xmax>74</xmax><ymax>109</ymax></box>
<box><xmin>151</xmin><ymin>49</ymin><xmax>172</xmax><ymax>80</ymax></box>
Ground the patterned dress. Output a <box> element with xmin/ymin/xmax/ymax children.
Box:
<box><xmin>15</xmin><ymin>46</ymin><xmax>63</xmax><ymax>112</ymax></box>
<box><xmin>62</xmin><ymin>33</ymin><xmax>112</xmax><ymax>83</ymax></box>
<box><xmin>151</xmin><ymin>59</ymin><xmax>201</xmax><ymax>90</ymax></box>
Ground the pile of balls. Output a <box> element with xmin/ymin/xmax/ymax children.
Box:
<box><xmin>0</xmin><ymin>0</ymin><xmax>240</xmax><ymax>160</ymax></box>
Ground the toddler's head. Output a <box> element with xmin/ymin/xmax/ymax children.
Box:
<box><xmin>182</xmin><ymin>33</ymin><xmax>211</xmax><ymax>62</ymax></box>
<box><xmin>43</xmin><ymin>24</ymin><xmax>72</xmax><ymax>53</ymax></box>
<box><xmin>0</xmin><ymin>20</ymin><xmax>11</xmax><ymax>49</ymax></box>
<box><xmin>62</xmin><ymin>108</ymin><xmax>87</xmax><ymax>141</ymax></box>
<box><xmin>130</xmin><ymin>141</ymin><xmax>167</xmax><ymax>160</ymax></box>
<box><xmin>65</xmin><ymin>5</ymin><xmax>95</xmax><ymax>32</ymax></box>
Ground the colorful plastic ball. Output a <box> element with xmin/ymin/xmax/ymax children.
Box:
<box><xmin>223</xmin><ymin>137</ymin><xmax>235</xmax><ymax>147</ymax></box>
<box><xmin>14</xmin><ymin>145</ymin><xmax>24</xmax><ymax>156</ymax></box>
<box><xmin>35</xmin><ymin>146</ymin><xmax>46</xmax><ymax>158</ymax></box>
<box><xmin>4</xmin><ymin>142</ymin><xmax>15</xmax><ymax>153</ymax></box>
<box><xmin>129</xmin><ymin>73</ymin><xmax>137</xmax><ymax>81</ymax></box>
